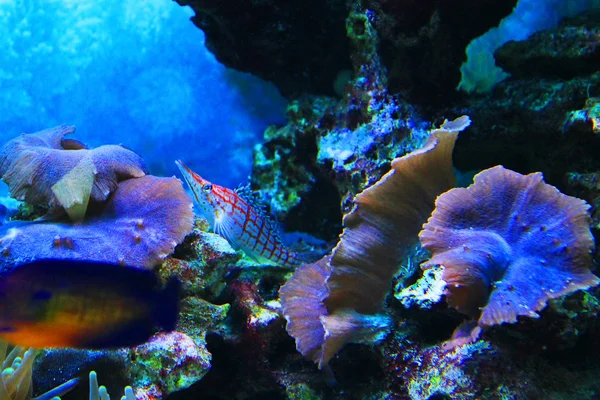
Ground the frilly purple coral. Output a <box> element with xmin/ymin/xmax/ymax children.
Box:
<box><xmin>279</xmin><ymin>257</ymin><xmax>331</xmax><ymax>365</ymax></box>
<box><xmin>281</xmin><ymin>116</ymin><xmax>471</xmax><ymax>368</ymax></box>
<box><xmin>326</xmin><ymin>115</ymin><xmax>471</xmax><ymax>315</ymax></box>
<box><xmin>0</xmin><ymin>175</ymin><xmax>193</xmax><ymax>270</ymax></box>
<box><xmin>419</xmin><ymin>166</ymin><xmax>599</xmax><ymax>333</ymax></box>
<box><xmin>0</xmin><ymin>125</ymin><xmax>148</xmax><ymax>220</ymax></box>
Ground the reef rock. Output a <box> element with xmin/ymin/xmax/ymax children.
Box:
<box><xmin>451</xmin><ymin>10</ymin><xmax>600</xmax><ymax>186</ymax></box>
<box><xmin>128</xmin><ymin>332</ymin><xmax>212</xmax><ymax>399</ymax></box>
<box><xmin>174</xmin><ymin>0</ymin><xmax>350</xmax><ymax>97</ymax></box>
<box><xmin>251</xmin><ymin>8</ymin><xmax>434</xmax><ymax>240</ymax></box>
<box><xmin>176</xmin><ymin>0</ymin><xmax>515</xmax><ymax>103</ymax></box>
<box><xmin>495</xmin><ymin>11</ymin><xmax>600</xmax><ymax>80</ymax></box>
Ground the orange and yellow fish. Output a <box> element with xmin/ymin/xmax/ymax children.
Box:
<box><xmin>0</xmin><ymin>259</ymin><xmax>179</xmax><ymax>349</ymax></box>
<box><xmin>176</xmin><ymin>160</ymin><xmax>298</xmax><ymax>268</ymax></box>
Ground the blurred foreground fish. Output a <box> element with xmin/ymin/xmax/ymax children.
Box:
<box><xmin>0</xmin><ymin>259</ymin><xmax>179</xmax><ymax>349</ymax></box>
<box><xmin>175</xmin><ymin>160</ymin><xmax>298</xmax><ymax>267</ymax></box>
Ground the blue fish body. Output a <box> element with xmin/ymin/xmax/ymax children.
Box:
<box><xmin>0</xmin><ymin>259</ymin><xmax>179</xmax><ymax>349</ymax></box>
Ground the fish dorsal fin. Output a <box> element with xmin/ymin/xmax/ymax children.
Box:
<box><xmin>234</xmin><ymin>184</ymin><xmax>282</xmax><ymax>244</ymax></box>
<box><xmin>234</xmin><ymin>184</ymin><xmax>260</xmax><ymax>205</ymax></box>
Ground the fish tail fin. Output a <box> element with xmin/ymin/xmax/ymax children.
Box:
<box><xmin>155</xmin><ymin>276</ymin><xmax>181</xmax><ymax>331</ymax></box>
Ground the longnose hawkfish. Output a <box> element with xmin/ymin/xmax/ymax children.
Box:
<box><xmin>175</xmin><ymin>160</ymin><xmax>298</xmax><ymax>268</ymax></box>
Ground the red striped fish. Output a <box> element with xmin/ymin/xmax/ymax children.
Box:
<box><xmin>175</xmin><ymin>160</ymin><xmax>298</xmax><ymax>268</ymax></box>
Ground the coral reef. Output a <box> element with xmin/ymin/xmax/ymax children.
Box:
<box><xmin>167</xmin><ymin>3</ymin><xmax>600</xmax><ymax>400</ymax></box>
<box><xmin>5</xmin><ymin>1</ymin><xmax>600</xmax><ymax>399</ymax></box>
<box><xmin>0</xmin><ymin>125</ymin><xmax>147</xmax><ymax>221</ymax></box>
<box><xmin>250</xmin><ymin>7</ymin><xmax>439</xmax><ymax>240</ymax></box>
<box><xmin>420</xmin><ymin>166</ymin><xmax>599</xmax><ymax>343</ymax></box>
<box><xmin>128</xmin><ymin>332</ymin><xmax>211</xmax><ymax>399</ymax></box>
<box><xmin>280</xmin><ymin>116</ymin><xmax>470</xmax><ymax>368</ymax></box>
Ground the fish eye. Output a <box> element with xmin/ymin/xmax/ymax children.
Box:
<box><xmin>202</xmin><ymin>183</ymin><xmax>213</xmax><ymax>192</ymax></box>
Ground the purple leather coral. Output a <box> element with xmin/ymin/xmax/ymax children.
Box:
<box><xmin>0</xmin><ymin>125</ymin><xmax>148</xmax><ymax>221</ymax></box>
<box><xmin>0</xmin><ymin>175</ymin><xmax>194</xmax><ymax>270</ymax></box>
<box><xmin>280</xmin><ymin>116</ymin><xmax>471</xmax><ymax>368</ymax></box>
<box><xmin>279</xmin><ymin>257</ymin><xmax>332</xmax><ymax>365</ymax></box>
<box><xmin>419</xmin><ymin>166</ymin><xmax>599</xmax><ymax>337</ymax></box>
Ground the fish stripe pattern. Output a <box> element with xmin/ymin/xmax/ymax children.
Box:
<box><xmin>176</xmin><ymin>160</ymin><xmax>297</xmax><ymax>267</ymax></box>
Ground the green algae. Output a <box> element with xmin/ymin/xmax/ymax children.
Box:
<box><xmin>178</xmin><ymin>296</ymin><xmax>230</xmax><ymax>340</ymax></box>
<box><xmin>285</xmin><ymin>383</ymin><xmax>322</xmax><ymax>400</ymax></box>
<box><xmin>128</xmin><ymin>332</ymin><xmax>211</xmax><ymax>397</ymax></box>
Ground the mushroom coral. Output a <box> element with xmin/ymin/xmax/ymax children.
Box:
<box><xmin>278</xmin><ymin>256</ymin><xmax>332</xmax><ymax>365</ymax></box>
<box><xmin>0</xmin><ymin>125</ymin><xmax>148</xmax><ymax>221</ymax></box>
<box><xmin>419</xmin><ymin>166</ymin><xmax>599</xmax><ymax>341</ymax></box>
<box><xmin>280</xmin><ymin>116</ymin><xmax>472</xmax><ymax>368</ymax></box>
<box><xmin>0</xmin><ymin>175</ymin><xmax>194</xmax><ymax>270</ymax></box>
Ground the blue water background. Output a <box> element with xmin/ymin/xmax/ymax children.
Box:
<box><xmin>0</xmin><ymin>0</ymin><xmax>287</xmax><ymax>189</ymax></box>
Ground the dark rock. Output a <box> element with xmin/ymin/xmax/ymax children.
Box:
<box><xmin>174</xmin><ymin>0</ymin><xmax>517</xmax><ymax>104</ymax></box>
<box><xmin>175</xmin><ymin>0</ymin><xmax>351</xmax><ymax>97</ymax></box>
<box><xmin>450</xmin><ymin>73</ymin><xmax>600</xmax><ymax>187</ymax></box>
<box><xmin>565</xmin><ymin>170</ymin><xmax>600</xmax><ymax>265</ymax></box>
<box><xmin>361</xmin><ymin>0</ymin><xmax>517</xmax><ymax>105</ymax></box>
<box><xmin>495</xmin><ymin>11</ymin><xmax>600</xmax><ymax>80</ymax></box>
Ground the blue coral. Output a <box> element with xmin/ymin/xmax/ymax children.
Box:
<box><xmin>280</xmin><ymin>117</ymin><xmax>471</xmax><ymax>368</ymax></box>
<box><xmin>420</xmin><ymin>166</ymin><xmax>599</xmax><ymax>332</ymax></box>
<box><xmin>0</xmin><ymin>125</ymin><xmax>148</xmax><ymax>221</ymax></box>
<box><xmin>0</xmin><ymin>175</ymin><xmax>193</xmax><ymax>270</ymax></box>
